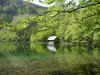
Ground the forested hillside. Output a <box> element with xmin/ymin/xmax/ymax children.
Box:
<box><xmin>0</xmin><ymin>0</ymin><xmax>47</xmax><ymax>24</ymax></box>
<box><xmin>0</xmin><ymin>0</ymin><xmax>100</xmax><ymax>47</ymax></box>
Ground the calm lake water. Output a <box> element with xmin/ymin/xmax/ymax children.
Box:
<box><xmin>0</xmin><ymin>42</ymin><xmax>100</xmax><ymax>75</ymax></box>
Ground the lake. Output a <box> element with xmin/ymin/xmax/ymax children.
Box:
<box><xmin>0</xmin><ymin>42</ymin><xmax>100</xmax><ymax>75</ymax></box>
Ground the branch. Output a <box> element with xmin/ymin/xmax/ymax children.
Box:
<box><xmin>68</xmin><ymin>13</ymin><xmax>98</xmax><ymax>25</ymax></box>
<box><xmin>81</xmin><ymin>14</ymin><xmax>97</xmax><ymax>21</ymax></box>
<box><xmin>59</xmin><ymin>2</ymin><xmax>100</xmax><ymax>13</ymax></box>
<box><xmin>49</xmin><ymin>2</ymin><xmax>100</xmax><ymax>17</ymax></box>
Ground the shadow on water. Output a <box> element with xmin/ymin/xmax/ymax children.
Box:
<box><xmin>75</xmin><ymin>63</ymin><xmax>100</xmax><ymax>75</ymax></box>
<box><xmin>49</xmin><ymin>63</ymin><xmax>100</xmax><ymax>75</ymax></box>
<box><xmin>49</xmin><ymin>71</ymin><xmax>71</xmax><ymax>75</ymax></box>
<box><xmin>0</xmin><ymin>42</ymin><xmax>100</xmax><ymax>75</ymax></box>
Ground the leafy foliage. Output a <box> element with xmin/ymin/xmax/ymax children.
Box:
<box><xmin>0</xmin><ymin>0</ymin><xmax>100</xmax><ymax>47</ymax></box>
<box><xmin>0</xmin><ymin>29</ymin><xmax>19</xmax><ymax>41</ymax></box>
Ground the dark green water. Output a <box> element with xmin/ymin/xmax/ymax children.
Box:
<box><xmin>0</xmin><ymin>42</ymin><xmax>100</xmax><ymax>75</ymax></box>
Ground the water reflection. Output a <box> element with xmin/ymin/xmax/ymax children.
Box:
<box><xmin>0</xmin><ymin>42</ymin><xmax>100</xmax><ymax>75</ymax></box>
<box><xmin>47</xmin><ymin>45</ymin><xmax>56</xmax><ymax>52</ymax></box>
<box><xmin>30</xmin><ymin>43</ymin><xmax>55</xmax><ymax>55</ymax></box>
<box><xmin>0</xmin><ymin>42</ymin><xmax>100</xmax><ymax>58</ymax></box>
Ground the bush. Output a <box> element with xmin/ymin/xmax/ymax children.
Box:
<box><xmin>0</xmin><ymin>29</ymin><xmax>19</xmax><ymax>41</ymax></box>
<box><xmin>30</xmin><ymin>29</ymin><xmax>54</xmax><ymax>42</ymax></box>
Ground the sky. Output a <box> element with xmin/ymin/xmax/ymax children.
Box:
<box><xmin>25</xmin><ymin>0</ymin><xmax>78</xmax><ymax>7</ymax></box>
<box><xmin>27</xmin><ymin>0</ymin><xmax>54</xmax><ymax>7</ymax></box>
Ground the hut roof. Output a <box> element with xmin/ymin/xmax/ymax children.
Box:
<box><xmin>47</xmin><ymin>36</ymin><xmax>57</xmax><ymax>40</ymax></box>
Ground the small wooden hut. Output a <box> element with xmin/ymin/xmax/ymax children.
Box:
<box><xmin>47</xmin><ymin>36</ymin><xmax>59</xmax><ymax>45</ymax></box>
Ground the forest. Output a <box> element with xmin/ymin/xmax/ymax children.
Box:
<box><xmin>0</xmin><ymin>0</ymin><xmax>100</xmax><ymax>74</ymax></box>
<box><xmin>0</xmin><ymin>0</ymin><xmax>100</xmax><ymax>47</ymax></box>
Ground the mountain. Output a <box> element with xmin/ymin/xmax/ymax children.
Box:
<box><xmin>0</xmin><ymin>0</ymin><xmax>47</xmax><ymax>24</ymax></box>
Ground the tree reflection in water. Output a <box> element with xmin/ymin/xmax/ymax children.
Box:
<box><xmin>0</xmin><ymin>42</ymin><xmax>100</xmax><ymax>75</ymax></box>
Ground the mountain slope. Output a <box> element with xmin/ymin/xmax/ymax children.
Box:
<box><xmin>0</xmin><ymin>0</ymin><xmax>47</xmax><ymax>24</ymax></box>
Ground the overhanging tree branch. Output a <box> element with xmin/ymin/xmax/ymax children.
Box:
<box><xmin>50</xmin><ymin>2</ymin><xmax>100</xmax><ymax>17</ymax></box>
<box><xmin>68</xmin><ymin>13</ymin><xmax>98</xmax><ymax>26</ymax></box>
<box><xmin>81</xmin><ymin>14</ymin><xmax>97</xmax><ymax>21</ymax></box>
<box><xmin>61</xmin><ymin>2</ymin><xmax>100</xmax><ymax>13</ymax></box>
